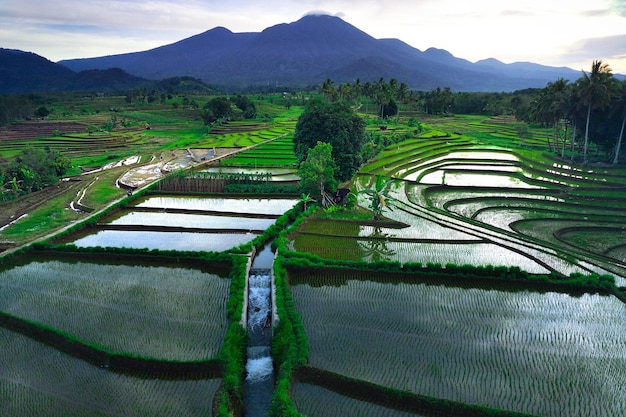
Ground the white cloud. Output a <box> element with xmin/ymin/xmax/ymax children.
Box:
<box><xmin>556</xmin><ymin>34</ymin><xmax>626</xmax><ymax>74</ymax></box>
<box><xmin>609</xmin><ymin>0</ymin><xmax>626</xmax><ymax>16</ymax></box>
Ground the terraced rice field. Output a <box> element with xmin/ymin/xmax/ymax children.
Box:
<box><xmin>207</xmin><ymin>121</ymin><xmax>292</xmax><ymax>147</ymax></box>
<box><xmin>291</xmin><ymin>116</ymin><xmax>626</xmax><ymax>281</ymax></box>
<box><xmin>1</xmin><ymin>327</ymin><xmax>220</xmax><ymax>416</ymax></box>
<box><xmin>220</xmin><ymin>135</ymin><xmax>298</xmax><ymax>168</ymax></box>
<box><xmin>0</xmin><ymin>260</ymin><xmax>230</xmax><ymax>360</ymax></box>
<box><xmin>58</xmin><ymin>195</ymin><xmax>298</xmax><ymax>251</ymax></box>
<box><xmin>285</xmin><ymin>115</ymin><xmax>626</xmax><ymax>415</ymax></box>
<box><xmin>290</xmin><ymin>273</ymin><xmax>626</xmax><ymax>417</ymax></box>
<box><xmin>292</xmin><ymin>383</ymin><xmax>425</xmax><ymax>417</ymax></box>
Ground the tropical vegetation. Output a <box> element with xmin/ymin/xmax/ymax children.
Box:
<box><xmin>527</xmin><ymin>60</ymin><xmax>625</xmax><ymax>163</ymax></box>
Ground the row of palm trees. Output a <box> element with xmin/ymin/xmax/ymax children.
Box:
<box><xmin>319</xmin><ymin>77</ymin><xmax>412</xmax><ymax>118</ymax></box>
<box><xmin>529</xmin><ymin>60</ymin><xmax>626</xmax><ymax>164</ymax></box>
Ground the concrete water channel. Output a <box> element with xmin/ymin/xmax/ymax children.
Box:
<box><xmin>244</xmin><ymin>244</ymin><xmax>276</xmax><ymax>416</ymax></box>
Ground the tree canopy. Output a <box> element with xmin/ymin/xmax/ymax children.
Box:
<box><xmin>297</xmin><ymin>141</ymin><xmax>337</xmax><ymax>206</ymax></box>
<box><xmin>527</xmin><ymin>60</ymin><xmax>624</xmax><ymax>163</ymax></box>
<box><xmin>2</xmin><ymin>147</ymin><xmax>71</xmax><ymax>196</ymax></box>
<box><xmin>293</xmin><ymin>99</ymin><xmax>366</xmax><ymax>182</ymax></box>
<box><xmin>202</xmin><ymin>96</ymin><xmax>232</xmax><ymax>124</ymax></box>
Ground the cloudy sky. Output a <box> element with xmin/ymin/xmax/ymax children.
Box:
<box><xmin>2</xmin><ymin>0</ymin><xmax>625</xmax><ymax>74</ymax></box>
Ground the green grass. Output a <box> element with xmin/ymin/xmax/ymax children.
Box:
<box><xmin>1</xmin><ymin>193</ymin><xmax>84</xmax><ymax>243</ymax></box>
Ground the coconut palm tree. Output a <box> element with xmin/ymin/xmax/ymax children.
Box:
<box><xmin>358</xmin><ymin>174</ymin><xmax>398</xmax><ymax>221</ymax></box>
<box><xmin>338</xmin><ymin>83</ymin><xmax>352</xmax><ymax>102</ymax></box>
<box><xmin>577</xmin><ymin>60</ymin><xmax>613</xmax><ymax>164</ymax></box>
<box><xmin>319</xmin><ymin>78</ymin><xmax>336</xmax><ymax>102</ymax></box>
<box><xmin>612</xmin><ymin>79</ymin><xmax>626</xmax><ymax>164</ymax></box>
<box><xmin>397</xmin><ymin>82</ymin><xmax>410</xmax><ymax>104</ymax></box>
<box><xmin>373</xmin><ymin>78</ymin><xmax>392</xmax><ymax>118</ymax></box>
<box><xmin>532</xmin><ymin>78</ymin><xmax>571</xmax><ymax>154</ymax></box>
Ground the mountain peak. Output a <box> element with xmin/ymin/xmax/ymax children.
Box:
<box><xmin>256</xmin><ymin>13</ymin><xmax>374</xmax><ymax>47</ymax></box>
<box><xmin>475</xmin><ymin>58</ymin><xmax>504</xmax><ymax>67</ymax></box>
<box><xmin>424</xmin><ymin>47</ymin><xmax>455</xmax><ymax>59</ymax></box>
<box><xmin>13</xmin><ymin>16</ymin><xmax>583</xmax><ymax>93</ymax></box>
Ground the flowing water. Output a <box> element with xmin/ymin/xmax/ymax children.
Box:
<box><xmin>244</xmin><ymin>249</ymin><xmax>275</xmax><ymax>416</ymax></box>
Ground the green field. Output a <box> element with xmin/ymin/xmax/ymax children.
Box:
<box><xmin>286</xmin><ymin>114</ymin><xmax>626</xmax><ymax>281</ymax></box>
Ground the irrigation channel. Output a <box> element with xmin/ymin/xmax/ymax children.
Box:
<box><xmin>244</xmin><ymin>244</ymin><xmax>276</xmax><ymax>416</ymax></box>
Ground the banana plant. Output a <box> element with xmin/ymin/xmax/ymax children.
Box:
<box><xmin>358</xmin><ymin>174</ymin><xmax>398</xmax><ymax>220</ymax></box>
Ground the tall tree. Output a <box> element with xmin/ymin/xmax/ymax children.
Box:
<box><xmin>338</xmin><ymin>83</ymin><xmax>352</xmax><ymax>102</ymax></box>
<box><xmin>612</xmin><ymin>79</ymin><xmax>626</xmax><ymax>164</ymax></box>
<box><xmin>397</xmin><ymin>82</ymin><xmax>410</xmax><ymax>104</ymax></box>
<box><xmin>532</xmin><ymin>79</ymin><xmax>571</xmax><ymax>156</ymax></box>
<box><xmin>294</xmin><ymin>99</ymin><xmax>366</xmax><ymax>181</ymax></box>
<box><xmin>577</xmin><ymin>60</ymin><xmax>613</xmax><ymax>164</ymax></box>
<box><xmin>373</xmin><ymin>78</ymin><xmax>392</xmax><ymax>118</ymax></box>
<box><xmin>319</xmin><ymin>78</ymin><xmax>336</xmax><ymax>102</ymax></box>
<box><xmin>298</xmin><ymin>141</ymin><xmax>338</xmax><ymax>207</ymax></box>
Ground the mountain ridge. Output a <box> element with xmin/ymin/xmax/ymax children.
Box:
<box><xmin>57</xmin><ymin>15</ymin><xmax>582</xmax><ymax>91</ymax></box>
<box><xmin>3</xmin><ymin>14</ymin><xmax>588</xmax><ymax>93</ymax></box>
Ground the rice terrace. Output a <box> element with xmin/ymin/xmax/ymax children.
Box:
<box><xmin>1</xmin><ymin>81</ymin><xmax>626</xmax><ymax>417</ymax></box>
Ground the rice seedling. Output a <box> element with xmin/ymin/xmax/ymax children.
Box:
<box><xmin>0</xmin><ymin>260</ymin><xmax>230</xmax><ymax>360</ymax></box>
<box><xmin>0</xmin><ymin>327</ymin><xmax>220</xmax><ymax>416</ymax></box>
<box><xmin>292</xmin><ymin>383</ymin><xmax>424</xmax><ymax>417</ymax></box>
<box><xmin>290</xmin><ymin>275</ymin><xmax>626</xmax><ymax>417</ymax></box>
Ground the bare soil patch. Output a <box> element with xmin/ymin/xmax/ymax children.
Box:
<box><xmin>0</xmin><ymin>121</ymin><xmax>86</xmax><ymax>142</ymax></box>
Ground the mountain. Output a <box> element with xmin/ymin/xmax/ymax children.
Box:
<box><xmin>0</xmin><ymin>48</ymin><xmax>75</xmax><ymax>94</ymax></box>
<box><xmin>0</xmin><ymin>48</ymin><xmax>152</xmax><ymax>94</ymax></box>
<box><xmin>8</xmin><ymin>15</ymin><xmax>585</xmax><ymax>93</ymax></box>
<box><xmin>59</xmin><ymin>27</ymin><xmax>257</xmax><ymax>81</ymax></box>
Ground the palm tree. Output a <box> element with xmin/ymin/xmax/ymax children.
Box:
<box><xmin>388</xmin><ymin>78</ymin><xmax>399</xmax><ymax>99</ymax></box>
<box><xmin>338</xmin><ymin>83</ymin><xmax>352</xmax><ymax>102</ymax></box>
<box><xmin>358</xmin><ymin>174</ymin><xmax>398</xmax><ymax>221</ymax></box>
<box><xmin>397</xmin><ymin>82</ymin><xmax>410</xmax><ymax>104</ymax></box>
<box><xmin>352</xmin><ymin>78</ymin><xmax>363</xmax><ymax>98</ymax></box>
<box><xmin>373</xmin><ymin>78</ymin><xmax>392</xmax><ymax>118</ymax></box>
<box><xmin>577</xmin><ymin>60</ymin><xmax>613</xmax><ymax>164</ymax></box>
<box><xmin>612</xmin><ymin>79</ymin><xmax>626</xmax><ymax>164</ymax></box>
<box><xmin>319</xmin><ymin>78</ymin><xmax>336</xmax><ymax>102</ymax></box>
<box><xmin>532</xmin><ymin>79</ymin><xmax>571</xmax><ymax>154</ymax></box>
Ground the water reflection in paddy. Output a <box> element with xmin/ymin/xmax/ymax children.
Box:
<box><xmin>421</xmin><ymin>171</ymin><xmax>544</xmax><ymax>188</ymax></box>
<box><xmin>107</xmin><ymin>211</ymin><xmax>276</xmax><ymax>230</ymax></box>
<box><xmin>70</xmin><ymin>230</ymin><xmax>256</xmax><ymax>251</ymax></box>
<box><xmin>133</xmin><ymin>196</ymin><xmax>299</xmax><ymax>215</ymax></box>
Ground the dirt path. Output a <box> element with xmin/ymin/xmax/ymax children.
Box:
<box><xmin>0</xmin><ymin>179</ymin><xmax>85</xmax><ymax>228</ymax></box>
